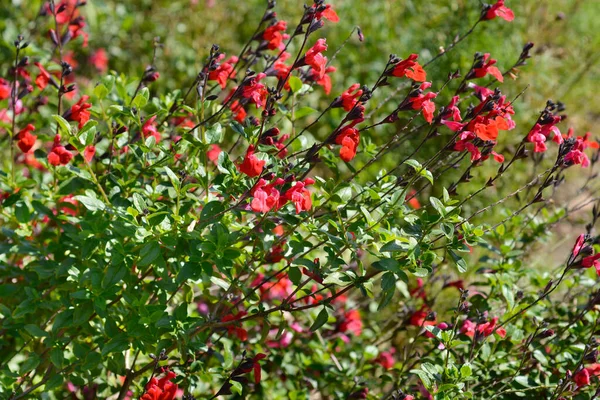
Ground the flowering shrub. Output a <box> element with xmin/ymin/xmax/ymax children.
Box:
<box><xmin>1</xmin><ymin>1</ymin><xmax>600</xmax><ymax>399</ymax></box>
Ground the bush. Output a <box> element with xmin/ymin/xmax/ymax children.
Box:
<box><xmin>1</xmin><ymin>1</ymin><xmax>600</xmax><ymax>399</ymax></box>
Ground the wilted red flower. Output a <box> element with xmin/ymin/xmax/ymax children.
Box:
<box><xmin>573</xmin><ymin>234</ymin><xmax>586</xmax><ymax>257</ymax></box>
<box><xmin>335</xmin><ymin>126</ymin><xmax>360</xmax><ymax>162</ymax></box>
<box><xmin>17</xmin><ymin>124</ymin><xmax>37</xmax><ymax>153</ymax></box>
<box><xmin>484</xmin><ymin>0</ymin><xmax>515</xmax><ymax>22</ymax></box>
<box><xmin>142</xmin><ymin>115</ymin><xmax>161</xmax><ymax>143</ymax></box>
<box><xmin>140</xmin><ymin>370</ymin><xmax>178</xmax><ymax>400</ymax></box>
<box><xmin>238</xmin><ymin>145</ymin><xmax>266</xmax><ymax>177</ymax></box>
<box><xmin>70</xmin><ymin>95</ymin><xmax>92</xmax><ymax>129</ymax></box>
<box><xmin>391</xmin><ymin>54</ymin><xmax>426</xmax><ymax>82</ymax></box>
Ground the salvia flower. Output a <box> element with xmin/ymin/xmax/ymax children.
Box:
<box><xmin>140</xmin><ymin>370</ymin><xmax>178</xmax><ymax>400</ymax></box>
<box><xmin>484</xmin><ymin>0</ymin><xmax>515</xmax><ymax>22</ymax></box>
<box><xmin>303</xmin><ymin>38</ymin><xmax>328</xmax><ymax>79</ymax></box>
<box><xmin>262</xmin><ymin>20</ymin><xmax>289</xmax><ymax>50</ymax></box>
<box><xmin>335</xmin><ymin>83</ymin><xmax>363</xmax><ymax>111</ymax></box>
<box><xmin>69</xmin><ymin>95</ymin><xmax>92</xmax><ymax>128</ymax></box>
<box><xmin>83</xmin><ymin>145</ymin><xmax>95</xmax><ymax>163</ymax></box>
<box><xmin>241</xmin><ymin>73</ymin><xmax>268</xmax><ymax>108</ymax></box>
<box><xmin>284</xmin><ymin>178</ymin><xmax>314</xmax><ymax>213</ymax></box>
<box><xmin>142</xmin><ymin>115</ymin><xmax>161</xmax><ymax>143</ymax></box>
<box><xmin>17</xmin><ymin>124</ymin><xmax>37</xmax><ymax>153</ymax></box>
<box><xmin>313</xmin><ymin>3</ymin><xmax>340</xmax><ymax>23</ymax></box>
<box><xmin>335</xmin><ymin>125</ymin><xmax>360</xmax><ymax>162</ymax></box>
<box><xmin>471</xmin><ymin>53</ymin><xmax>504</xmax><ymax>82</ymax></box>
<box><xmin>390</xmin><ymin>54</ymin><xmax>426</xmax><ymax>82</ymax></box>
<box><xmin>48</xmin><ymin>135</ymin><xmax>73</xmax><ymax>166</ymax></box>
<box><xmin>251</xmin><ymin>178</ymin><xmax>283</xmax><ymax>213</ymax></box>
<box><xmin>238</xmin><ymin>145</ymin><xmax>266</xmax><ymax>177</ymax></box>
<box><xmin>208</xmin><ymin>54</ymin><xmax>238</xmax><ymax>89</ymax></box>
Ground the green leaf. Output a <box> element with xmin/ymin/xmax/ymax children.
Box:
<box><xmin>138</xmin><ymin>241</ymin><xmax>161</xmax><ymax>267</ymax></box>
<box><xmin>448</xmin><ymin>249</ymin><xmax>467</xmax><ymax>273</ymax></box>
<box><xmin>294</xmin><ymin>106</ymin><xmax>317</xmax><ymax>120</ymax></box>
<box><xmin>429</xmin><ymin>197</ymin><xmax>446</xmax><ymax>217</ymax></box>
<box><xmin>289</xmin><ymin>266</ymin><xmax>301</xmax><ymax>285</ymax></box>
<box><xmin>101</xmin><ymin>335</ymin><xmax>129</xmax><ymax>356</ymax></box>
<box><xmin>205</xmin><ymin>123</ymin><xmax>223</xmax><ymax>144</ymax></box>
<box><xmin>163</xmin><ymin>166</ymin><xmax>180</xmax><ymax>190</ymax></box>
<box><xmin>52</xmin><ymin>115</ymin><xmax>72</xmax><ymax>136</ymax></box>
<box><xmin>132</xmin><ymin>87</ymin><xmax>149</xmax><ymax>107</ymax></box>
<box><xmin>74</xmin><ymin>195</ymin><xmax>106</xmax><ymax>211</ymax></box>
<box><xmin>288</xmin><ymin>76</ymin><xmax>303</xmax><ymax>93</ymax></box>
<box><xmin>310</xmin><ymin>307</ymin><xmax>329</xmax><ymax>332</ymax></box>
<box><xmin>24</xmin><ymin>324</ymin><xmax>49</xmax><ymax>338</ymax></box>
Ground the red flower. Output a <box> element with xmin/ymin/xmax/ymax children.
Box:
<box><xmin>573</xmin><ymin>234</ymin><xmax>586</xmax><ymax>257</ymax></box>
<box><xmin>236</xmin><ymin>353</ymin><xmax>267</xmax><ymax>384</ymax></box>
<box><xmin>484</xmin><ymin>0</ymin><xmax>515</xmax><ymax>22</ymax></box>
<box><xmin>574</xmin><ymin>368</ymin><xmax>591</xmax><ymax>387</ymax></box>
<box><xmin>472</xmin><ymin>53</ymin><xmax>504</xmax><ymax>82</ymax></box>
<box><xmin>410</xmin><ymin>83</ymin><xmax>437</xmax><ymax>124</ymax></box>
<box><xmin>83</xmin><ymin>145</ymin><xmax>95</xmax><ymax>163</ymax></box>
<box><xmin>313</xmin><ymin>65</ymin><xmax>336</xmax><ymax>95</ymax></box>
<box><xmin>208</xmin><ymin>54</ymin><xmax>238</xmax><ymax>89</ymax></box>
<box><xmin>48</xmin><ymin>135</ymin><xmax>74</xmax><ymax>166</ymax></box>
<box><xmin>142</xmin><ymin>115</ymin><xmax>161</xmax><ymax>143</ymax></box>
<box><xmin>339</xmin><ymin>310</ymin><xmax>363</xmax><ymax>336</ymax></box>
<box><xmin>70</xmin><ymin>95</ymin><xmax>92</xmax><ymax>129</ymax></box>
<box><xmin>238</xmin><ymin>145</ymin><xmax>266</xmax><ymax>177</ymax></box>
<box><xmin>263</xmin><ymin>20</ymin><xmax>289</xmax><ymax>50</ymax></box>
<box><xmin>17</xmin><ymin>124</ymin><xmax>37</xmax><ymax>153</ymax></box>
<box><xmin>0</xmin><ymin>78</ymin><xmax>10</xmax><ymax>100</ymax></box>
<box><xmin>207</xmin><ymin>144</ymin><xmax>222</xmax><ymax>164</ymax></box>
<box><xmin>90</xmin><ymin>48</ymin><xmax>109</xmax><ymax>72</ymax></box>
<box><xmin>407</xmin><ymin>189</ymin><xmax>421</xmax><ymax>209</ymax></box>
<box><xmin>337</xmin><ymin>84</ymin><xmax>363</xmax><ymax>111</ymax></box>
<box><xmin>314</xmin><ymin>4</ymin><xmax>339</xmax><ymax>22</ymax></box>
<box><xmin>284</xmin><ymin>178</ymin><xmax>314</xmax><ymax>213</ymax></box>
<box><xmin>391</xmin><ymin>54</ymin><xmax>426</xmax><ymax>82</ymax></box>
<box><xmin>230</xmin><ymin>99</ymin><xmax>247</xmax><ymax>123</ymax></box>
<box><xmin>375</xmin><ymin>349</ymin><xmax>396</xmax><ymax>369</ymax></box>
<box><xmin>140</xmin><ymin>371</ymin><xmax>178</xmax><ymax>400</ymax></box>
<box><xmin>222</xmin><ymin>311</ymin><xmax>248</xmax><ymax>341</ymax></box>
<box><xmin>409</xmin><ymin>308</ymin><xmax>436</xmax><ymax>327</ymax></box>
<box><xmin>461</xmin><ymin>317</ymin><xmax>506</xmax><ymax>338</ymax></box>
<box><xmin>335</xmin><ymin>126</ymin><xmax>360</xmax><ymax>162</ymax></box>
<box><xmin>241</xmin><ymin>73</ymin><xmax>268</xmax><ymax>108</ymax></box>
<box><xmin>304</xmin><ymin>39</ymin><xmax>328</xmax><ymax>79</ymax></box>
<box><xmin>251</xmin><ymin>178</ymin><xmax>283</xmax><ymax>213</ymax></box>
<box><xmin>34</xmin><ymin>62</ymin><xmax>53</xmax><ymax>90</ymax></box>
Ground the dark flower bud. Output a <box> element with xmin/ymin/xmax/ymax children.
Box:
<box><xmin>426</xmin><ymin>311</ymin><xmax>437</xmax><ymax>321</ymax></box>
<box><xmin>357</xmin><ymin>27</ymin><xmax>364</xmax><ymax>42</ymax></box>
<box><xmin>538</xmin><ymin>329</ymin><xmax>555</xmax><ymax>339</ymax></box>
